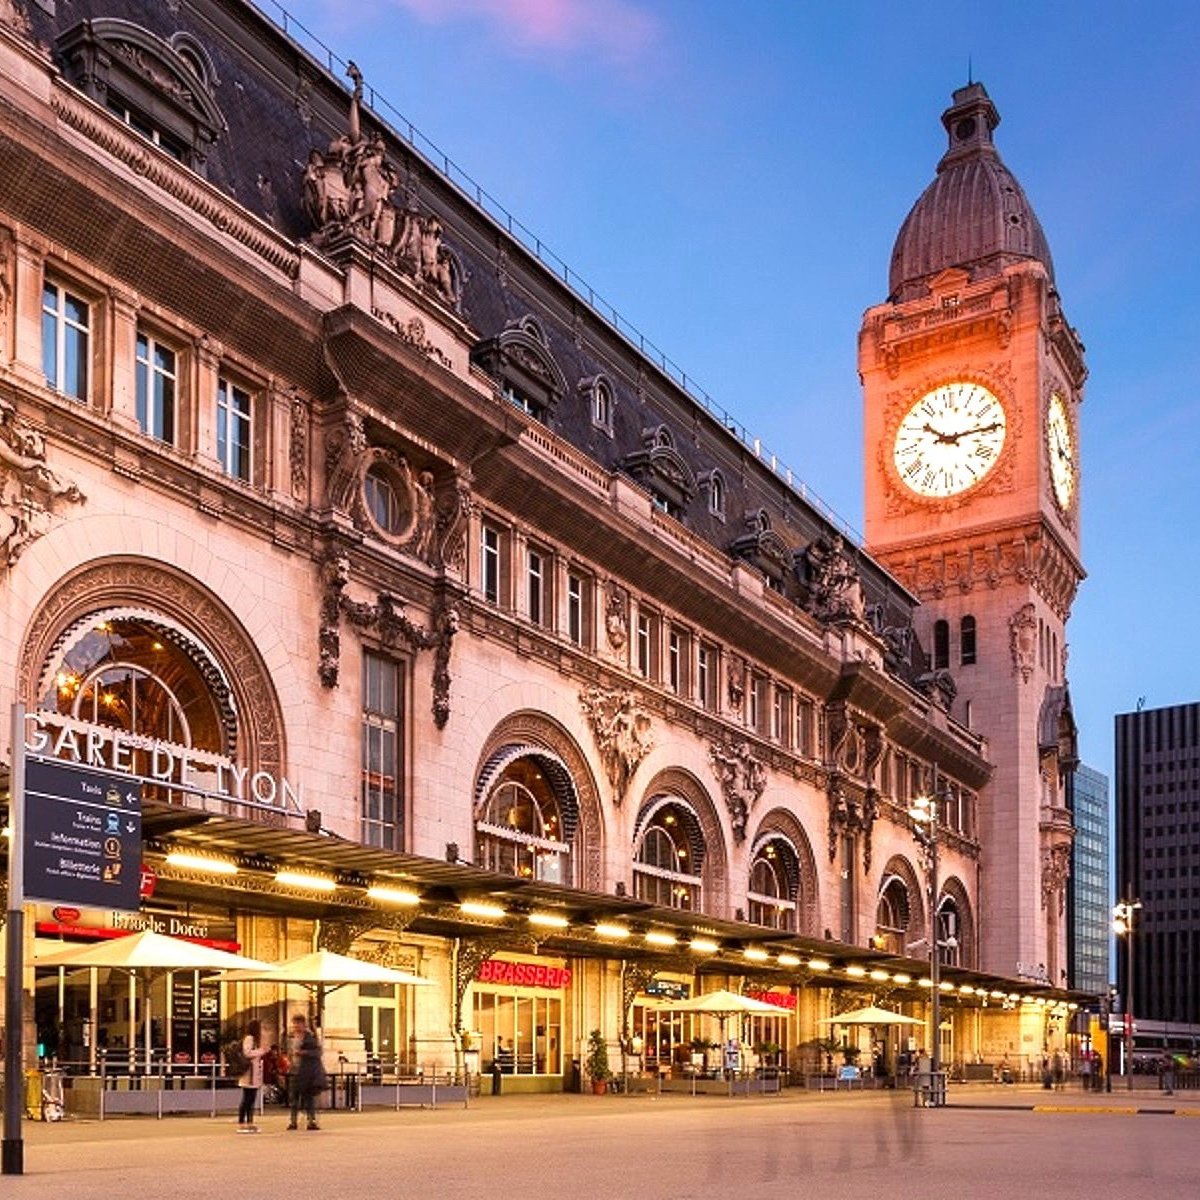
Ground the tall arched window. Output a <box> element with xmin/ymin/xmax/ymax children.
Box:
<box><xmin>747</xmin><ymin>837</ymin><xmax>798</xmax><ymax>930</ymax></box>
<box><xmin>960</xmin><ymin>615</ymin><xmax>976</xmax><ymax>665</ymax></box>
<box><xmin>633</xmin><ymin>800</ymin><xmax>703</xmax><ymax>910</ymax></box>
<box><xmin>476</xmin><ymin>756</ymin><xmax>573</xmax><ymax>884</ymax></box>
<box><xmin>933</xmin><ymin>619</ymin><xmax>950</xmax><ymax>670</ymax></box>
<box><xmin>874</xmin><ymin>876</ymin><xmax>911</xmax><ymax>955</ymax></box>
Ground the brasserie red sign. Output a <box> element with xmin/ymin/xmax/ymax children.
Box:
<box><xmin>747</xmin><ymin>990</ymin><xmax>796</xmax><ymax>1010</ymax></box>
<box><xmin>476</xmin><ymin>959</ymin><xmax>572</xmax><ymax>989</ymax></box>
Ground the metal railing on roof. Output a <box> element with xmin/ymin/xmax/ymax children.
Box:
<box><xmin>255</xmin><ymin>1</ymin><xmax>861</xmax><ymax>544</ymax></box>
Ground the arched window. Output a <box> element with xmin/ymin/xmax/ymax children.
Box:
<box><xmin>874</xmin><ymin>876</ymin><xmax>911</xmax><ymax>955</ymax></box>
<box><xmin>747</xmin><ymin>838</ymin><xmax>798</xmax><ymax>930</ymax></box>
<box><xmin>708</xmin><ymin>471</ymin><xmax>726</xmax><ymax>519</ymax></box>
<box><xmin>933</xmin><ymin>619</ymin><xmax>949</xmax><ymax>670</ymax></box>
<box><xmin>960</xmin><ymin>615</ymin><xmax>976</xmax><ymax>665</ymax></box>
<box><xmin>633</xmin><ymin>800</ymin><xmax>703</xmax><ymax>910</ymax></box>
<box><xmin>475</xmin><ymin>756</ymin><xmax>573</xmax><ymax>884</ymax></box>
<box><xmin>937</xmin><ymin>896</ymin><xmax>961</xmax><ymax>966</ymax></box>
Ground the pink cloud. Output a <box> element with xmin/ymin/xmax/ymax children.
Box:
<box><xmin>391</xmin><ymin>0</ymin><xmax>659</xmax><ymax>64</ymax></box>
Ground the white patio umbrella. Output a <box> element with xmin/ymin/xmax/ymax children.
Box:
<box><xmin>223</xmin><ymin>948</ymin><xmax>432</xmax><ymax>1032</ymax></box>
<box><xmin>35</xmin><ymin>930</ymin><xmax>275</xmax><ymax>1072</ymax></box>
<box><xmin>653</xmin><ymin>988</ymin><xmax>783</xmax><ymax>1052</ymax></box>
<box><xmin>818</xmin><ymin>1004</ymin><xmax>924</xmax><ymax>1027</ymax></box>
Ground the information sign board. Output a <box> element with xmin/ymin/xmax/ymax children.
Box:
<box><xmin>23</xmin><ymin>757</ymin><xmax>142</xmax><ymax>911</ymax></box>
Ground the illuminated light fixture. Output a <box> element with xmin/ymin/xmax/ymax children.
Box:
<box><xmin>366</xmin><ymin>884</ymin><xmax>421</xmax><ymax>906</ymax></box>
<box><xmin>690</xmin><ymin>938</ymin><xmax>720</xmax><ymax>954</ymax></box>
<box><xmin>595</xmin><ymin>923</ymin><xmax>631</xmax><ymax>940</ymax></box>
<box><xmin>529</xmin><ymin>912</ymin><xmax>569</xmax><ymax>930</ymax></box>
<box><xmin>990</xmin><ymin>990</ymin><xmax>1005</xmax><ymax>1000</ymax></box>
<box><xmin>743</xmin><ymin>947</ymin><xmax>769</xmax><ymax>962</ymax></box>
<box><xmin>275</xmin><ymin>868</ymin><xmax>336</xmax><ymax>891</ymax></box>
<box><xmin>1068</xmin><ymin>1002</ymin><xmax>1079</xmax><ymax>1011</ymax></box>
<box><xmin>1007</xmin><ymin>992</ymin><xmax>1020</xmax><ymax>1001</ymax></box>
<box><xmin>892</xmin><ymin>973</ymin><xmax>912</xmax><ymax>985</ymax></box>
<box><xmin>959</xmin><ymin>984</ymin><xmax>975</xmax><ymax>995</ymax></box>
<box><xmin>845</xmin><ymin>965</ymin><xmax>867</xmax><ymax>978</ymax></box>
<box><xmin>165</xmin><ymin>850</ymin><xmax>238</xmax><ymax>875</ymax></box>
<box><xmin>645</xmin><ymin>930</ymin><xmax>677</xmax><ymax>947</ymax></box>
<box><xmin>461</xmin><ymin>900</ymin><xmax>506</xmax><ymax>919</ymax></box>
<box><xmin>808</xmin><ymin>958</ymin><xmax>831</xmax><ymax>972</ymax></box>
<box><xmin>777</xmin><ymin>953</ymin><xmax>802</xmax><ymax>967</ymax></box>
<box><xmin>918</xmin><ymin>977</ymin><xmax>934</xmax><ymax>988</ymax></box>
<box><xmin>869</xmin><ymin>969</ymin><xmax>889</xmax><ymax>982</ymax></box>
<box><xmin>939</xmin><ymin>981</ymin><xmax>954</xmax><ymax>992</ymax></box>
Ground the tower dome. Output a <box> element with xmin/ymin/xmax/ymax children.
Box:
<box><xmin>888</xmin><ymin>83</ymin><xmax>1053</xmax><ymax>302</ymax></box>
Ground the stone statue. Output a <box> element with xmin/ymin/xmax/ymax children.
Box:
<box><xmin>580</xmin><ymin>685</ymin><xmax>653</xmax><ymax>806</ymax></box>
<box><xmin>805</xmin><ymin>533</ymin><xmax>866</xmax><ymax>624</ymax></box>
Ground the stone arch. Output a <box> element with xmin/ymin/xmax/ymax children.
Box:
<box><xmin>18</xmin><ymin>557</ymin><xmax>286</xmax><ymax>781</ymax></box>
<box><xmin>633</xmin><ymin>766</ymin><xmax>728</xmax><ymax>914</ymax></box>
<box><xmin>875</xmin><ymin>853</ymin><xmax>927</xmax><ymax>951</ymax></box>
<box><xmin>939</xmin><ymin>874</ymin><xmax>976</xmax><ymax>969</ymax></box>
<box><xmin>748</xmin><ymin>807</ymin><xmax>821</xmax><ymax>936</ymax></box>
<box><xmin>474</xmin><ymin>710</ymin><xmax>603</xmax><ymax>892</ymax></box>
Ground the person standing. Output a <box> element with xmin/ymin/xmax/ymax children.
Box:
<box><xmin>288</xmin><ymin>1014</ymin><xmax>323</xmax><ymax>1131</ymax></box>
<box><xmin>237</xmin><ymin>1019</ymin><xmax>267</xmax><ymax>1132</ymax></box>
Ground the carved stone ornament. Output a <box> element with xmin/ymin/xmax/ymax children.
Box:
<box><xmin>1040</xmin><ymin>842</ymin><xmax>1072</xmax><ymax>914</ymax></box>
<box><xmin>604</xmin><ymin>582</ymin><xmax>629</xmax><ymax>652</ymax></box>
<box><xmin>434</xmin><ymin>474</ymin><xmax>474</xmax><ymax>576</ymax></box>
<box><xmin>579</xmin><ymin>685</ymin><xmax>653</xmax><ymax>806</ymax></box>
<box><xmin>726</xmin><ymin>656</ymin><xmax>746</xmax><ymax>711</ymax></box>
<box><xmin>324</xmin><ymin>410</ymin><xmax>368</xmax><ymax>513</ymax></box>
<box><xmin>317</xmin><ymin>550</ymin><xmax>458</xmax><ymax>727</ymax></box>
<box><xmin>373</xmin><ymin>308</ymin><xmax>452</xmax><ymax>369</ymax></box>
<box><xmin>300</xmin><ymin>64</ymin><xmax>460</xmax><ymax>309</ymax></box>
<box><xmin>0</xmin><ymin>397</ymin><xmax>86</xmax><ymax>569</ymax></box>
<box><xmin>707</xmin><ymin>738</ymin><xmax>766</xmax><ymax>844</ymax></box>
<box><xmin>825</xmin><ymin>772</ymin><xmax>879</xmax><ymax>870</ymax></box>
<box><xmin>289</xmin><ymin>388</ymin><xmax>308</xmax><ymax>498</ymax></box>
<box><xmin>916</xmin><ymin>668</ymin><xmax>957</xmax><ymax>712</ymax></box>
<box><xmin>866</xmin><ymin>603</ymin><xmax>914</xmax><ymax>674</ymax></box>
<box><xmin>803</xmin><ymin>533</ymin><xmax>866</xmax><ymax>625</ymax></box>
<box><xmin>1009</xmin><ymin>602</ymin><xmax>1038</xmax><ymax>683</ymax></box>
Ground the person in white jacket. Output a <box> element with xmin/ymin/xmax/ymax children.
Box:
<box><xmin>237</xmin><ymin>1019</ymin><xmax>267</xmax><ymax>1132</ymax></box>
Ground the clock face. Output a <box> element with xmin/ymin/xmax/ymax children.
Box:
<box><xmin>1046</xmin><ymin>393</ymin><xmax>1075</xmax><ymax>509</ymax></box>
<box><xmin>892</xmin><ymin>382</ymin><xmax>1007</xmax><ymax>498</ymax></box>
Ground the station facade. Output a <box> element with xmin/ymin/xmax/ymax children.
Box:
<box><xmin>0</xmin><ymin>0</ymin><xmax>1085</xmax><ymax>1091</ymax></box>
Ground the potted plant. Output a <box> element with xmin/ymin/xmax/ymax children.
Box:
<box><xmin>690</xmin><ymin>1035</ymin><xmax>716</xmax><ymax>1074</ymax></box>
<box><xmin>586</xmin><ymin>1029</ymin><xmax>611</xmax><ymax>1094</ymax></box>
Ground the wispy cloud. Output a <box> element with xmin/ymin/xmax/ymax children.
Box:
<box><xmin>391</xmin><ymin>0</ymin><xmax>659</xmax><ymax>65</ymax></box>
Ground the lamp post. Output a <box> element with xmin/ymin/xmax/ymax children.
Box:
<box><xmin>909</xmin><ymin>787</ymin><xmax>941</xmax><ymax>1102</ymax></box>
<box><xmin>1112</xmin><ymin>899</ymin><xmax>1141</xmax><ymax>1091</ymax></box>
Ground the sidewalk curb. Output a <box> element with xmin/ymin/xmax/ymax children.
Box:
<box><xmin>949</xmin><ymin>1102</ymin><xmax>1200</xmax><ymax>1116</ymax></box>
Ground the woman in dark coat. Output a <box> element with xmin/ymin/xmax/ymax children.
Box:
<box><xmin>287</xmin><ymin>1014</ymin><xmax>323</xmax><ymax>1130</ymax></box>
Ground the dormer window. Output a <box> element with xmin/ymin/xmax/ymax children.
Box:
<box><xmin>705</xmin><ymin>471</ymin><xmax>727</xmax><ymax>520</ymax></box>
<box><xmin>579</xmin><ymin>375</ymin><xmax>615</xmax><ymax>436</ymax></box>
<box><xmin>728</xmin><ymin>508</ymin><xmax>792</xmax><ymax>592</ymax></box>
<box><xmin>621</xmin><ymin>424</ymin><xmax>696</xmax><ymax>519</ymax></box>
<box><xmin>471</xmin><ymin>316</ymin><xmax>567</xmax><ymax>426</ymax></box>
<box><xmin>58</xmin><ymin>19</ymin><xmax>225</xmax><ymax>173</ymax></box>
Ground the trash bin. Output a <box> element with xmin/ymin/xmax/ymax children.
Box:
<box><xmin>24</xmin><ymin>1069</ymin><xmax>43</xmax><ymax>1120</ymax></box>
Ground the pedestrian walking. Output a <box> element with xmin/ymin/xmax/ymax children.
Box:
<box><xmin>287</xmin><ymin>1014</ymin><xmax>326</xmax><ymax>1131</ymax></box>
<box><xmin>237</xmin><ymin>1019</ymin><xmax>267</xmax><ymax>1132</ymax></box>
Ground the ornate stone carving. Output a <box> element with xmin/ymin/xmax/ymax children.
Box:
<box><xmin>727</xmin><ymin>656</ymin><xmax>745</xmax><ymax>711</ymax></box>
<box><xmin>916</xmin><ymin>668</ymin><xmax>957</xmax><ymax>711</ymax></box>
<box><xmin>324</xmin><ymin>410</ymin><xmax>368</xmax><ymax>513</ymax></box>
<box><xmin>604</xmin><ymin>581</ymin><xmax>629</xmax><ymax>652</ymax></box>
<box><xmin>317</xmin><ymin>553</ymin><xmax>458</xmax><ymax>726</ymax></box>
<box><xmin>0</xmin><ymin>398</ymin><xmax>86</xmax><ymax>569</ymax></box>
<box><xmin>1040</xmin><ymin>843</ymin><xmax>1071</xmax><ymax>914</ymax></box>
<box><xmin>317</xmin><ymin>916</ymin><xmax>381</xmax><ymax>954</ymax></box>
<box><xmin>803</xmin><ymin>533</ymin><xmax>865</xmax><ymax>625</ymax></box>
<box><xmin>579</xmin><ymin>686</ymin><xmax>653</xmax><ymax>806</ymax></box>
<box><xmin>866</xmin><ymin>604</ymin><xmax>914</xmax><ymax>674</ymax></box>
<box><xmin>300</xmin><ymin>64</ymin><xmax>459</xmax><ymax>309</ymax></box>
<box><xmin>825</xmin><ymin>772</ymin><xmax>879</xmax><ymax>871</ymax></box>
<box><xmin>372</xmin><ymin>309</ymin><xmax>453</xmax><ymax>369</ymax></box>
<box><xmin>435</xmin><ymin>474</ymin><xmax>473</xmax><ymax>575</ymax></box>
<box><xmin>707</xmin><ymin>738</ymin><xmax>766</xmax><ymax>844</ymax></box>
<box><xmin>289</xmin><ymin>388</ymin><xmax>308</xmax><ymax>498</ymax></box>
<box><xmin>1009</xmin><ymin>602</ymin><xmax>1038</xmax><ymax>683</ymax></box>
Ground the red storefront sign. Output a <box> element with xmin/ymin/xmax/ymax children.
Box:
<box><xmin>476</xmin><ymin>958</ymin><xmax>572</xmax><ymax>989</ymax></box>
<box><xmin>746</xmin><ymin>990</ymin><xmax>796</xmax><ymax>1010</ymax></box>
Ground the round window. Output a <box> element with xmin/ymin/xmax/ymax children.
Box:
<box><xmin>363</xmin><ymin>464</ymin><xmax>414</xmax><ymax>538</ymax></box>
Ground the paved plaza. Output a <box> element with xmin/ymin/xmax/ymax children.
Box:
<box><xmin>5</xmin><ymin>1085</ymin><xmax>1197</xmax><ymax>1200</ymax></box>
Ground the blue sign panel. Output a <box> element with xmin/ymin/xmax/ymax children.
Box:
<box><xmin>23</xmin><ymin>758</ymin><xmax>142</xmax><ymax>912</ymax></box>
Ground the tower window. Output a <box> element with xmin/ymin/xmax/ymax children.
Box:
<box><xmin>960</xmin><ymin>615</ymin><xmax>977</xmax><ymax>666</ymax></box>
<box><xmin>933</xmin><ymin>619</ymin><xmax>950</xmax><ymax>670</ymax></box>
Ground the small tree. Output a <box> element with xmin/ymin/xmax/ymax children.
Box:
<box><xmin>585</xmin><ymin>1029</ymin><xmax>611</xmax><ymax>1083</ymax></box>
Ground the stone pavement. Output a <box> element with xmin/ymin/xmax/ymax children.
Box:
<box><xmin>4</xmin><ymin>1081</ymin><xmax>1198</xmax><ymax>1199</ymax></box>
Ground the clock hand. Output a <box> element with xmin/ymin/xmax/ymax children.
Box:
<box><xmin>920</xmin><ymin>423</ymin><xmax>961</xmax><ymax>445</ymax></box>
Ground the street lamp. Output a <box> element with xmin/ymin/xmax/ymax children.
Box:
<box><xmin>1112</xmin><ymin>899</ymin><xmax>1141</xmax><ymax>1091</ymax></box>
<box><xmin>909</xmin><ymin>788</ymin><xmax>941</xmax><ymax>1103</ymax></box>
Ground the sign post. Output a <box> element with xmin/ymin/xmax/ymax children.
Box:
<box><xmin>3</xmin><ymin>703</ymin><xmax>27</xmax><ymax>1175</ymax></box>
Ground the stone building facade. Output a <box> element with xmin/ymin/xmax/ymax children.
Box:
<box><xmin>0</xmin><ymin>0</ymin><xmax>1080</xmax><ymax>1089</ymax></box>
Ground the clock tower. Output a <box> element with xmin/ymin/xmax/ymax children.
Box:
<box><xmin>860</xmin><ymin>83</ymin><xmax>1086</xmax><ymax>982</ymax></box>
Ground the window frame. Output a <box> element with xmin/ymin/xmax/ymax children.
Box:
<box><xmin>216</xmin><ymin>374</ymin><xmax>253</xmax><ymax>482</ymax></box>
<box><xmin>361</xmin><ymin>650</ymin><xmax>404</xmax><ymax>850</ymax></box>
<box><xmin>135</xmin><ymin>328</ymin><xmax>178</xmax><ymax>445</ymax></box>
<box><xmin>481</xmin><ymin>523</ymin><xmax>502</xmax><ymax>605</ymax></box>
<box><xmin>42</xmin><ymin>278</ymin><xmax>91</xmax><ymax>402</ymax></box>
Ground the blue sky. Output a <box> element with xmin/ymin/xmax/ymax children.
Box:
<box><xmin>261</xmin><ymin>1</ymin><xmax>1200</xmax><ymax>780</ymax></box>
